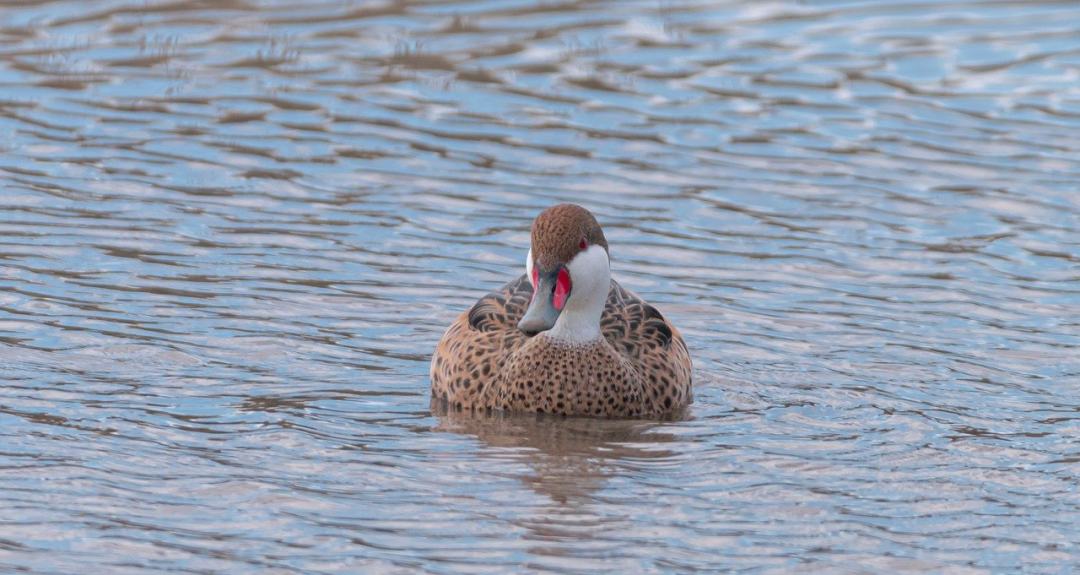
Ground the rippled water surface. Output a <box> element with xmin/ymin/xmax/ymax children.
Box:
<box><xmin>2</xmin><ymin>0</ymin><xmax>1079</xmax><ymax>572</ymax></box>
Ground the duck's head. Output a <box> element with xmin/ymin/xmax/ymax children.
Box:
<box><xmin>518</xmin><ymin>204</ymin><xmax>610</xmax><ymax>339</ymax></box>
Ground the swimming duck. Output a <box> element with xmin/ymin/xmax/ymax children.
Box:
<box><xmin>430</xmin><ymin>204</ymin><xmax>692</xmax><ymax>418</ymax></box>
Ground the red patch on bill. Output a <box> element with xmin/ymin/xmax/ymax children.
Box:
<box><xmin>553</xmin><ymin>267</ymin><xmax>571</xmax><ymax>310</ymax></box>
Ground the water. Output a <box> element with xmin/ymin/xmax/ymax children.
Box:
<box><xmin>1</xmin><ymin>0</ymin><xmax>1078</xmax><ymax>572</ymax></box>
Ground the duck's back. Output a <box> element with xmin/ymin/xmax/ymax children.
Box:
<box><xmin>598</xmin><ymin>281</ymin><xmax>693</xmax><ymax>414</ymax></box>
<box><xmin>430</xmin><ymin>275</ymin><xmax>532</xmax><ymax>410</ymax></box>
<box><xmin>430</xmin><ymin>274</ymin><xmax>692</xmax><ymax>415</ymax></box>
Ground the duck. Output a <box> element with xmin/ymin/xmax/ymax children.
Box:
<box><xmin>430</xmin><ymin>203</ymin><xmax>692</xmax><ymax>418</ymax></box>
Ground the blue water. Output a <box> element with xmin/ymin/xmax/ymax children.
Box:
<box><xmin>0</xmin><ymin>0</ymin><xmax>1078</xmax><ymax>572</ymax></box>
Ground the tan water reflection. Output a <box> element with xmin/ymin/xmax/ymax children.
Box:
<box><xmin>435</xmin><ymin>406</ymin><xmax>679</xmax><ymax>504</ymax></box>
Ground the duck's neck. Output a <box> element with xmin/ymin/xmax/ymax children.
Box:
<box><xmin>546</xmin><ymin>244</ymin><xmax>610</xmax><ymax>345</ymax></box>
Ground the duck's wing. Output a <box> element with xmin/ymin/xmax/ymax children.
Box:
<box><xmin>600</xmin><ymin>280</ymin><xmax>693</xmax><ymax>409</ymax></box>
<box><xmin>430</xmin><ymin>275</ymin><xmax>533</xmax><ymax>409</ymax></box>
<box><xmin>467</xmin><ymin>273</ymin><xmax>533</xmax><ymax>332</ymax></box>
<box><xmin>600</xmin><ymin>280</ymin><xmax>676</xmax><ymax>353</ymax></box>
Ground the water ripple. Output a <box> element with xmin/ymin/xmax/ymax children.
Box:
<box><xmin>0</xmin><ymin>0</ymin><xmax>1078</xmax><ymax>573</ymax></box>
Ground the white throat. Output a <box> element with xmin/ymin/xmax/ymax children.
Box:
<box><xmin>545</xmin><ymin>244</ymin><xmax>610</xmax><ymax>344</ymax></box>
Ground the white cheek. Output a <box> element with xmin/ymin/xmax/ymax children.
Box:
<box><xmin>525</xmin><ymin>248</ymin><xmax>534</xmax><ymax>285</ymax></box>
<box><xmin>565</xmin><ymin>245</ymin><xmax>609</xmax><ymax>304</ymax></box>
<box><xmin>548</xmin><ymin>244</ymin><xmax>610</xmax><ymax>342</ymax></box>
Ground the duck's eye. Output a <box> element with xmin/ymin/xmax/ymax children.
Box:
<box><xmin>579</xmin><ymin>238</ymin><xmax>587</xmax><ymax>250</ymax></box>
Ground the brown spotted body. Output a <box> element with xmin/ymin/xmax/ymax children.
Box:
<box><xmin>431</xmin><ymin>275</ymin><xmax>693</xmax><ymax>418</ymax></box>
<box><xmin>430</xmin><ymin>203</ymin><xmax>692</xmax><ymax>419</ymax></box>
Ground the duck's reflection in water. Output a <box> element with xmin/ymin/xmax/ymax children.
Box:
<box><xmin>432</xmin><ymin>399</ymin><xmax>685</xmax><ymax>506</ymax></box>
<box><xmin>433</xmin><ymin>401</ymin><xmax>688</xmax><ymax>565</ymax></box>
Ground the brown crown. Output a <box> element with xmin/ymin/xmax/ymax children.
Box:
<box><xmin>530</xmin><ymin>204</ymin><xmax>608</xmax><ymax>269</ymax></box>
